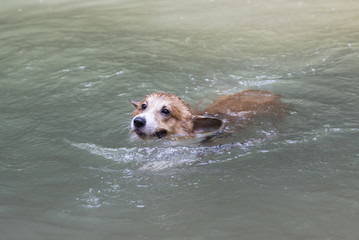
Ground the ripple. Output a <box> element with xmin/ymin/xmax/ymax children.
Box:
<box><xmin>280</xmin><ymin>124</ymin><xmax>355</xmax><ymax>146</ymax></box>
<box><xmin>69</xmin><ymin>138</ymin><xmax>266</xmax><ymax>171</ymax></box>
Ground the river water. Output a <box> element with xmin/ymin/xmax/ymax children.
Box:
<box><xmin>1</xmin><ymin>0</ymin><xmax>359</xmax><ymax>239</ymax></box>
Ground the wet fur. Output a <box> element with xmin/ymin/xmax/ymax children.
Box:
<box><xmin>198</xmin><ymin>90</ymin><xmax>290</xmax><ymax>129</ymax></box>
<box><xmin>131</xmin><ymin>92</ymin><xmax>195</xmax><ymax>138</ymax></box>
<box><xmin>130</xmin><ymin>90</ymin><xmax>289</xmax><ymax>140</ymax></box>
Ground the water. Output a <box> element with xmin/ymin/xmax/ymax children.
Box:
<box><xmin>1</xmin><ymin>0</ymin><xmax>359</xmax><ymax>239</ymax></box>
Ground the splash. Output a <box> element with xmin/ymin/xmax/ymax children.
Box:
<box><xmin>69</xmin><ymin>133</ymin><xmax>273</xmax><ymax>171</ymax></box>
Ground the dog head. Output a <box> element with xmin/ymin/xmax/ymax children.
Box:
<box><xmin>129</xmin><ymin>92</ymin><xmax>222</xmax><ymax>139</ymax></box>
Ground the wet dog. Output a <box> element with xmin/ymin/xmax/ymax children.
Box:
<box><xmin>129</xmin><ymin>90</ymin><xmax>289</xmax><ymax>140</ymax></box>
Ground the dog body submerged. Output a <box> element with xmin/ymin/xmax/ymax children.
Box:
<box><xmin>130</xmin><ymin>90</ymin><xmax>289</xmax><ymax>140</ymax></box>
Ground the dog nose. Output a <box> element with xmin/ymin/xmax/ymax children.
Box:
<box><xmin>133</xmin><ymin>117</ymin><xmax>146</xmax><ymax>128</ymax></box>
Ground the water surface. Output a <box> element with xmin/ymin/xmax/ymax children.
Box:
<box><xmin>1</xmin><ymin>0</ymin><xmax>359</xmax><ymax>239</ymax></box>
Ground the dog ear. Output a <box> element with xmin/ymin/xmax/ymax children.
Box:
<box><xmin>129</xmin><ymin>99</ymin><xmax>140</xmax><ymax>108</ymax></box>
<box><xmin>192</xmin><ymin>115</ymin><xmax>223</xmax><ymax>134</ymax></box>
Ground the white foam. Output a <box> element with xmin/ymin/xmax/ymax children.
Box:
<box><xmin>69</xmin><ymin>139</ymin><xmax>260</xmax><ymax>171</ymax></box>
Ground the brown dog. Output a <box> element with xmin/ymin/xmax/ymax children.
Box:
<box><xmin>129</xmin><ymin>90</ymin><xmax>289</xmax><ymax>140</ymax></box>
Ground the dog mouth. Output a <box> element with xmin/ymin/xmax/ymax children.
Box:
<box><xmin>134</xmin><ymin>129</ymin><xmax>167</xmax><ymax>139</ymax></box>
<box><xmin>134</xmin><ymin>129</ymin><xmax>146</xmax><ymax>137</ymax></box>
<box><xmin>153</xmin><ymin>130</ymin><xmax>167</xmax><ymax>138</ymax></box>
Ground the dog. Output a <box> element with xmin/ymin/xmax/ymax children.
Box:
<box><xmin>129</xmin><ymin>90</ymin><xmax>289</xmax><ymax>140</ymax></box>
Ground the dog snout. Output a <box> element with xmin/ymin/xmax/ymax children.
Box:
<box><xmin>133</xmin><ymin>116</ymin><xmax>146</xmax><ymax>128</ymax></box>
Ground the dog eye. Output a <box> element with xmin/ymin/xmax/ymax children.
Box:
<box><xmin>141</xmin><ymin>103</ymin><xmax>147</xmax><ymax>110</ymax></box>
<box><xmin>161</xmin><ymin>108</ymin><xmax>170</xmax><ymax>116</ymax></box>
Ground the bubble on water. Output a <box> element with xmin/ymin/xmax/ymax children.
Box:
<box><xmin>77</xmin><ymin>188</ymin><xmax>107</xmax><ymax>209</ymax></box>
<box><xmin>290</xmin><ymin>139</ymin><xmax>303</xmax><ymax>144</ymax></box>
<box><xmin>238</xmin><ymin>79</ymin><xmax>277</xmax><ymax>87</ymax></box>
<box><xmin>99</xmin><ymin>71</ymin><xmax>124</xmax><ymax>79</ymax></box>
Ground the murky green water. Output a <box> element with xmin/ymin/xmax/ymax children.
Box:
<box><xmin>1</xmin><ymin>0</ymin><xmax>359</xmax><ymax>239</ymax></box>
